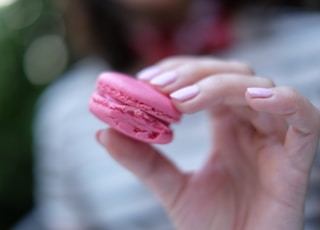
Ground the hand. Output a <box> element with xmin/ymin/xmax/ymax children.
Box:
<box><xmin>97</xmin><ymin>56</ymin><xmax>320</xmax><ymax>230</ymax></box>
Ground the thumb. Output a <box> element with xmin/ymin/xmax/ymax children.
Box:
<box><xmin>97</xmin><ymin>128</ymin><xmax>187</xmax><ymax>208</ymax></box>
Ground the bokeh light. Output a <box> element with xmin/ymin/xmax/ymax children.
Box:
<box><xmin>0</xmin><ymin>0</ymin><xmax>16</xmax><ymax>8</ymax></box>
<box><xmin>2</xmin><ymin>0</ymin><xmax>42</xmax><ymax>29</ymax></box>
<box><xmin>23</xmin><ymin>34</ymin><xmax>68</xmax><ymax>85</ymax></box>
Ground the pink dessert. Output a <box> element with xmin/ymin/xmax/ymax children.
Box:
<box><xmin>89</xmin><ymin>72</ymin><xmax>181</xmax><ymax>144</ymax></box>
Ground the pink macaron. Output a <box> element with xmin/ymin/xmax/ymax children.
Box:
<box><xmin>89</xmin><ymin>72</ymin><xmax>181</xmax><ymax>144</ymax></box>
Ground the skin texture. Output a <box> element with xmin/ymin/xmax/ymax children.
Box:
<box><xmin>97</xmin><ymin>56</ymin><xmax>320</xmax><ymax>230</ymax></box>
<box><xmin>90</xmin><ymin>72</ymin><xmax>181</xmax><ymax>143</ymax></box>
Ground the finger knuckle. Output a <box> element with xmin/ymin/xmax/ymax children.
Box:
<box><xmin>179</xmin><ymin>62</ymin><xmax>198</xmax><ymax>75</ymax></box>
<box><xmin>158</xmin><ymin>55</ymin><xmax>193</xmax><ymax>66</ymax></box>
<box><xmin>285</xmin><ymin>87</ymin><xmax>299</xmax><ymax>101</ymax></box>
<box><xmin>158</xmin><ymin>57</ymin><xmax>178</xmax><ymax>66</ymax></box>
<box><xmin>281</xmin><ymin>87</ymin><xmax>299</xmax><ymax>109</ymax></box>
<box><xmin>230</xmin><ymin>61</ymin><xmax>255</xmax><ymax>75</ymax></box>
<box><xmin>257</xmin><ymin>77</ymin><xmax>275</xmax><ymax>87</ymax></box>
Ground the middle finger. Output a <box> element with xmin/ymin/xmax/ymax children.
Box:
<box><xmin>138</xmin><ymin>57</ymin><xmax>254</xmax><ymax>94</ymax></box>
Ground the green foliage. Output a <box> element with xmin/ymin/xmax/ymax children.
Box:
<box><xmin>0</xmin><ymin>0</ymin><xmax>66</xmax><ymax>228</ymax></box>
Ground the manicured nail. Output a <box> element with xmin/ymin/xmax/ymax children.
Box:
<box><xmin>247</xmin><ymin>87</ymin><xmax>273</xmax><ymax>98</ymax></box>
<box><xmin>170</xmin><ymin>85</ymin><xmax>200</xmax><ymax>101</ymax></box>
<box><xmin>137</xmin><ymin>66</ymin><xmax>159</xmax><ymax>80</ymax></box>
<box><xmin>150</xmin><ymin>71</ymin><xmax>177</xmax><ymax>87</ymax></box>
<box><xmin>96</xmin><ymin>129</ymin><xmax>108</xmax><ymax>145</ymax></box>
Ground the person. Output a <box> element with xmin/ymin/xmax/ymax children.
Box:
<box><xmin>97</xmin><ymin>56</ymin><xmax>320</xmax><ymax>230</ymax></box>
<box><xmin>14</xmin><ymin>0</ymin><xmax>320</xmax><ymax>229</ymax></box>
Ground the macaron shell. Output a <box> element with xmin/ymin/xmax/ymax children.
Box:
<box><xmin>97</xmin><ymin>72</ymin><xmax>181</xmax><ymax>123</ymax></box>
<box><xmin>89</xmin><ymin>93</ymin><xmax>173</xmax><ymax>144</ymax></box>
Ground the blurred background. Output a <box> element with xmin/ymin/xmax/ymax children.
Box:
<box><xmin>0</xmin><ymin>0</ymin><xmax>320</xmax><ymax>229</ymax></box>
<box><xmin>0</xmin><ymin>0</ymin><xmax>68</xmax><ymax>229</ymax></box>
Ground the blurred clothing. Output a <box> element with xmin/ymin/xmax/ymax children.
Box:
<box><xmin>129</xmin><ymin>0</ymin><xmax>232</xmax><ymax>65</ymax></box>
<box><xmin>15</xmin><ymin>11</ymin><xmax>320</xmax><ymax>230</ymax></box>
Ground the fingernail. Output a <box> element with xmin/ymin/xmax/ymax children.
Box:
<box><xmin>96</xmin><ymin>129</ymin><xmax>108</xmax><ymax>145</ymax></box>
<box><xmin>247</xmin><ymin>87</ymin><xmax>273</xmax><ymax>98</ymax></box>
<box><xmin>150</xmin><ymin>71</ymin><xmax>177</xmax><ymax>87</ymax></box>
<box><xmin>170</xmin><ymin>85</ymin><xmax>200</xmax><ymax>101</ymax></box>
<box><xmin>137</xmin><ymin>66</ymin><xmax>159</xmax><ymax>80</ymax></box>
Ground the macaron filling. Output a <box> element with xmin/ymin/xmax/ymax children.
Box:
<box><xmin>97</xmin><ymin>85</ymin><xmax>173</xmax><ymax>126</ymax></box>
<box><xmin>97</xmin><ymin>81</ymin><xmax>179</xmax><ymax>124</ymax></box>
<box><xmin>91</xmin><ymin>92</ymin><xmax>172</xmax><ymax>142</ymax></box>
<box><xmin>95</xmin><ymin>89</ymin><xmax>170</xmax><ymax>127</ymax></box>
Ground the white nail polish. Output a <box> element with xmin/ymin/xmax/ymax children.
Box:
<box><xmin>247</xmin><ymin>88</ymin><xmax>273</xmax><ymax>98</ymax></box>
<box><xmin>137</xmin><ymin>67</ymin><xmax>159</xmax><ymax>80</ymax></box>
<box><xmin>150</xmin><ymin>71</ymin><xmax>177</xmax><ymax>87</ymax></box>
<box><xmin>170</xmin><ymin>85</ymin><xmax>200</xmax><ymax>101</ymax></box>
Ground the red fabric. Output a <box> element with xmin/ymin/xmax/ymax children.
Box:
<box><xmin>128</xmin><ymin>0</ymin><xmax>233</xmax><ymax>65</ymax></box>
